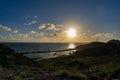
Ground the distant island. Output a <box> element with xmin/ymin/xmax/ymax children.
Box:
<box><xmin>0</xmin><ymin>39</ymin><xmax>120</xmax><ymax>80</ymax></box>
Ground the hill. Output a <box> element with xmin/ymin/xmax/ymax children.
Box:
<box><xmin>1</xmin><ymin>40</ymin><xmax>120</xmax><ymax>80</ymax></box>
<box><xmin>0</xmin><ymin>44</ymin><xmax>38</xmax><ymax>68</ymax></box>
<box><xmin>0</xmin><ymin>44</ymin><xmax>41</xmax><ymax>80</ymax></box>
<box><xmin>38</xmin><ymin>40</ymin><xmax>120</xmax><ymax>80</ymax></box>
<box><xmin>74</xmin><ymin>39</ymin><xmax>120</xmax><ymax>56</ymax></box>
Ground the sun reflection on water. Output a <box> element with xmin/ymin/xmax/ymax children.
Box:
<box><xmin>68</xmin><ymin>43</ymin><xmax>75</xmax><ymax>49</ymax></box>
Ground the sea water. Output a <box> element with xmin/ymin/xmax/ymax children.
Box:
<box><xmin>1</xmin><ymin>43</ymin><xmax>81</xmax><ymax>59</ymax></box>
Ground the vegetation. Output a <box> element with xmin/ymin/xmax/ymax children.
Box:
<box><xmin>38</xmin><ymin>40</ymin><xmax>120</xmax><ymax>79</ymax></box>
<box><xmin>0</xmin><ymin>44</ymin><xmax>39</xmax><ymax>69</ymax></box>
<box><xmin>0</xmin><ymin>44</ymin><xmax>40</xmax><ymax>80</ymax></box>
<box><xmin>0</xmin><ymin>39</ymin><xmax>120</xmax><ymax>79</ymax></box>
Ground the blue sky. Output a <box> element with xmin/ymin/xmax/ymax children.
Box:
<box><xmin>0</xmin><ymin>0</ymin><xmax>120</xmax><ymax>42</ymax></box>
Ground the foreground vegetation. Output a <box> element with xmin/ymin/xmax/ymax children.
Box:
<box><xmin>0</xmin><ymin>40</ymin><xmax>120</xmax><ymax>80</ymax></box>
<box><xmin>39</xmin><ymin>55</ymin><xmax>120</xmax><ymax>80</ymax></box>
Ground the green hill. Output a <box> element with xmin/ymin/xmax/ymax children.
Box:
<box><xmin>38</xmin><ymin>40</ymin><xmax>120</xmax><ymax>80</ymax></box>
<box><xmin>0</xmin><ymin>44</ymin><xmax>38</xmax><ymax>68</ymax></box>
<box><xmin>0</xmin><ymin>44</ymin><xmax>42</xmax><ymax>80</ymax></box>
<box><xmin>1</xmin><ymin>40</ymin><xmax>120</xmax><ymax>80</ymax></box>
<box><xmin>74</xmin><ymin>39</ymin><xmax>120</xmax><ymax>56</ymax></box>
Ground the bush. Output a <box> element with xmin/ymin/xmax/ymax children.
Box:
<box><xmin>56</xmin><ymin>70</ymin><xmax>87</xmax><ymax>80</ymax></box>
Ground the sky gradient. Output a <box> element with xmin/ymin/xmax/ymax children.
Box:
<box><xmin>0</xmin><ymin>0</ymin><xmax>120</xmax><ymax>42</ymax></box>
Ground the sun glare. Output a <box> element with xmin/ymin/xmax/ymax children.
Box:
<box><xmin>67</xmin><ymin>28</ymin><xmax>76</xmax><ymax>38</ymax></box>
<box><xmin>68</xmin><ymin>43</ymin><xmax>75</xmax><ymax>49</ymax></box>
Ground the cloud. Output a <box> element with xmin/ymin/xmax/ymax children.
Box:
<box><xmin>56</xmin><ymin>24</ymin><xmax>63</xmax><ymax>27</ymax></box>
<box><xmin>36</xmin><ymin>32</ymin><xmax>45</xmax><ymax>37</ymax></box>
<box><xmin>52</xmin><ymin>30</ymin><xmax>66</xmax><ymax>39</ymax></box>
<box><xmin>46</xmin><ymin>24</ymin><xmax>57</xmax><ymax>30</ymax></box>
<box><xmin>34</xmin><ymin>16</ymin><xmax>38</xmax><ymax>18</ymax></box>
<box><xmin>18</xmin><ymin>34</ymin><xmax>29</xmax><ymax>39</ymax></box>
<box><xmin>91</xmin><ymin>32</ymin><xmax>115</xmax><ymax>41</ymax></box>
<box><xmin>0</xmin><ymin>24</ymin><xmax>19</xmax><ymax>34</ymax></box>
<box><xmin>0</xmin><ymin>25</ymin><xmax>11</xmax><ymax>31</ymax></box>
<box><xmin>27</xmin><ymin>31</ymin><xmax>45</xmax><ymax>38</ymax></box>
<box><xmin>30</xmin><ymin>30</ymin><xmax>36</xmax><ymax>34</ymax></box>
<box><xmin>13</xmin><ymin>30</ymin><xmax>18</xmax><ymax>33</ymax></box>
<box><xmin>38</xmin><ymin>24</ymin><xmax>63</xmax><ymax>31</ymax></box>
<box><xmin>0</xmin><ymin>24</ymin><xmax>64</xmax><ymax>42</ymax></box>
<box><xmin>52</xmin><ymin>33</ymin><xmax>58</xmax><ymax>36</ymax></box>
<box><xmin>24</xmin><ymin>20</ymin><xmax>37</xmax><ymax>26</ymax></box>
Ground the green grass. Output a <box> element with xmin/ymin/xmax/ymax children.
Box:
<box><xmin>55</xmin><ymin>70</ymin><xmax>87</xmax><ymax>80</ymax></box>
<box><xmin>38</xmin><ymin>55</ymin><xmax>120</xmax><ymax>79</ymax></box>
<box><xmin>1</xmin><ymin>42</ymin><xmax>120</xmax><ymax>79</ymax></box>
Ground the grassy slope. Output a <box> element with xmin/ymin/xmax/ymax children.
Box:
<box><xmin>1</xmin><ymin>40</ymin><xmax>120</xmax><ymax>80</ymax></box>
<box><xmin>0</xmin><ymin>44</ymin><xmax>41</xmax><ymax>80</ymax></box>
<box><xmin>38</xmin><ymin>40</ymin><xmax>120</xmax><ymax>79</ymax></box>
<box><xmin>0</xmin><ymin>44</ymin><xmax>39</xmax><ymax>69</ymax></box>
<box><xmin>38</xmin><ymin>54</ymin><xmax>120</xmax><ymax>79</ymax></box>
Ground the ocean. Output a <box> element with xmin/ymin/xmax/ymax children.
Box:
<box><xmin>1</xmin><ymin>43</ymin><xmax>81</xmax><ymax>59</ymax></box>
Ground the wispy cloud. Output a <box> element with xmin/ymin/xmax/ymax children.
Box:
<box><xmin>36</xmin><ymin>32</ymin><xmax>44</xmax><ymax>37</ymax></box>
<box><xmin>18</xmin><ymin>34</ymin><xmax>29</xmax><ymax>39</ymax></box>
<box><xmin>38</xmin><ymin>23</ymin><xmax>63</xmax><ymax>31</ymax></box>
<box><xmin>30</xmin><ymin>30</ymin><xmax>36</xmax><ymax>34</ymax></box>
<box><xmin>0</xmin><ymin>25</ymin><xmax>11</xmax><ymax>31</ymax></box>
<box><xmin>27</xmin><ymin>30</ymin><xmax>45</xmax><ymax>38</ymax></box>
<box><xmin>0</xmin><ymin>23</ymin><xmax>118</xmax><ymax>42</ymax></box>
<box><xmin>13</xmin><ymin>30</ymin><xmax>18</xmax><ymax>33</ymax></box>
<box><xmin>34</xmin><ymin>16</ymin><xmax>38</xmax><ymax>18</ymax></box>
<box><xmin>0</xmin><ymin>24</ymin><xmax>19</xmax><ymax>34</ymax></box>
<box><xmin>52</xmin><ymin>33</ymin><xmax>59</xmax><ymax>36</ymax></box>
<box><xmin>24</xmin><ymin>20</ymin><xmax>38</xmax><ymax>26</ymax></box>
<box><xmin>91</xmin><ymin>32</ymin><xmax>115</xmax><ymax>41</ymax></box>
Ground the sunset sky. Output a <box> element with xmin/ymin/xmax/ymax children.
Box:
<box><xmin>0</xmin><ymin>0</ymin><xmax>120</xmax><ymax>42</ymax></box>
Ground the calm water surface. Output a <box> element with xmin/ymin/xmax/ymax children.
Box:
<box><xmin>1</xmin><ymin>43</ymin><xmax>82</xmax><ymax>59</ymax></box>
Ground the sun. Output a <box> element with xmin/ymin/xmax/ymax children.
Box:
<box><xmin>67</xmin><ymin>28</ymin><xmax>76</xmax><ymax>38</ymax></box>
